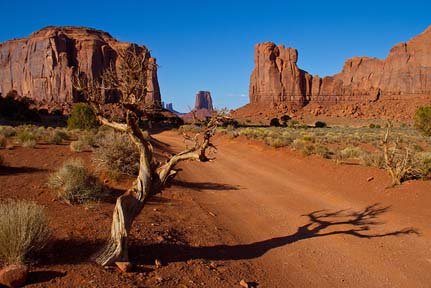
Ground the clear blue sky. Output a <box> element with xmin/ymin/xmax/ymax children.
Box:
<box><xmin>1</xmin><ymin>0</ymin><xmax>430</xmax><ymax>112</ymax></box>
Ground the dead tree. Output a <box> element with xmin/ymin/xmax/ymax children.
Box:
<box><xmin>73</xmin><ymin>47</ymin><xmax>223</xmax><ymax>266</ymax></box>
<box><xmin>382</xmin><ymin>123</ymin><xmax>414</xmax><ymax>186</ymax></box>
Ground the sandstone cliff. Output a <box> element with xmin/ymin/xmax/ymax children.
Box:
<box><xmin>0</xmin><ymin>26</ymin><xmax>161</xmax><ymax>108</ymax></box>
<box><xmin>249</xmin><ymin>25</ymin><xmax>431</xmax><ymax>106</ymax></box>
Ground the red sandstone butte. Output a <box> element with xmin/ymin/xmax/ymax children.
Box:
<box><xmin>0</xmin><ymin>26</ymin><xmax>161</xmax><ymax>108</ymax></box>
<box><xmin>249</xmin><ymin>25</ymin><xmax>431</xmax><ymax>107</ymax></box>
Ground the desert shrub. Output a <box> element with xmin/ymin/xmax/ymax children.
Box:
<box><xmin>17</xmin><ymin>130</ymin><xmax>37</xmax><ymax>143</ymax></box>
<box><xmin>338</xmin><ymin>146</ymin><xmax>363</xmax><ymax>160</ymax></box>
<box><xmin>0</xmin><ymin>126</ymin><xmax>16</xmax><ymax>137</ymax></box>
<box><xmin>0</xmin><ymin>135</ymin><xmax>6</xmax><ymax>148</ymax></box>
<box><xmin>48</xmin><ymin>159</ymin><xmax>104</xmax><ymax>203</ymax></box>
<box><xmin>43</xmin><ymin>129</ymin><xmax>69</xmax><ymax>145</ymax></box>
<box><xmin>22</xmin><ymin>139</ymin><xmax>37</xmax><ymax>148</ymax></box>
<box><xmin>70</xmin><ymin>140</ymin><xmax>85</xmax><ymax>152</ymax></box>
<box><xmin>265</xmin><ymin>136</ymin><xmax>291</xmax><ymax>148</ymax></box>
<box><xmin>314</xmin><ymin>145</ymin><xmax>332</xmax><ymax>159</ymax></box>
<box><xmin>414</xmin><ymin>106</ymin><xmax>431</xmax><ymax>136</ymax></box>
<box><xmin>280</xmin><ymin>115</ymin><xmax>291</xmax><ymax>126</ymax></box>
<box><xmin>369</xmin><ymin>123</ymin><xmax>376</xmax><ymax>129</ymax></box>
<box><xmin>413</xmin><ymin>152</ymin><xmax>431</xmax><ymax>178</ymax></box>
<box><xmin>314</xmin><ymin>121</ymin><xmax>327</xmax><ymax>128</ymax></box>
<box><xmin>67</xmin><ymin>103</ymin><xmax>98</xmax><ymax>130</ymax></box>
<box><xmin>270</xmin><ymin>118</ymin><xmax>280</xmax><ymax>127</ymax></box>
<box><xmin>361</xmin><ymin>151</ymin><xmax>385</xmax><ymax>168</ymax></box>
<box><xmin>94</xmin><ymin>131</ymin><xmax>140</xmax><ymax>176</ymax></box>
<box><xmin>0</xmin><ymin>199</ymin><xmax>50</xmax><ymax>265</ymax></box>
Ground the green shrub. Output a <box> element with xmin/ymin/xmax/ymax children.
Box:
<box><xmin>48</xmin><ymin>159</ymin><xmax>104</xmax><ymax>204</ymax></box>
<box><xmin>67</xmin><ymin>103</ymin><xmax>98</xmax><ymax>130</ymax></box>
<box><xmin>369</xmin><ymin>123</ymin><xmax>376</xmax><ymax>129</ymax></box>
<box><xmin>0</xmin><ymin>199</ymin><xmax>50</xmax><ymax>265</ymax></box>
<box><xmin>414</xmin><ymin>106</ymin><xmax>431</xmax><ymax>136</ymax></box>
<box><xmin>270</xmin><ymin>118</ymin><xmax>280</xmax><ymax>127</ymax></box>
<box><xmin>94</xmin><ymin>131</ymin><xmax>140</xmax><ymax>176</ymax></box>
<box><xmin>314</xmin><ymin>121</ymin><xmax>327</xmax><ymax>128</ymax></box>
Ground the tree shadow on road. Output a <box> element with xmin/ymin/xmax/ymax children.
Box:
<box><xmin>171</xmin><ymin>179</ymin><xmax>240</xmax><ymax>191</ymax></box>
<box><xmin>130</xmin><ymin>203</ymin><xmax>419</xmax><ymax>263</ymax></box>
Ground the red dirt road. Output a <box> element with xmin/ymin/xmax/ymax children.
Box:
<box><xmin>158</xmin><ymin>131</ymin><xmax>431</xmax><ymax>288</ymax></box>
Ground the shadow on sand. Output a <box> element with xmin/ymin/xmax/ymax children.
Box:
<box><xmin>44</xmin><ymin>203</ymin><xmax>419</xmax><ymax>267</ymax></box>
<box><xmin>129</xmin><ymin>203</ymin><xmax>419</xmax><ymax>263</ymax></box>
<box><xmin>0</xmin><ymin>166</ymin><xmax>47</xmax><ymax>176</ymax></box>
<box><xmin>171</xmin><ymin>179</ymin><xmax>240</xmax><ymax>191</ymax></box>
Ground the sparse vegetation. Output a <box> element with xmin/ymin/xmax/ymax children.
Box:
<box><xmin>414</xmin><ymin>106</ymin><xmax>431</xmax><ymax>136</ymax></box>
<box><xmin>0</xmin><ymin>199</ymin><xmax>50</xmax><ymax>265</ymax></box>
<box><xmin>94</xmin><ymin>130</ymin><xmax>140</xmax><ymax>176</ymax></box>
<box><xmin>48</xmin><ymin>158</ymin><xmax>104</xmax><ymax>204</ymax></box>
<box><xmin>212</xmin><ymin>124</ymin><xmax>431</xmax><ymax>185</ymax></box>
<box><xmin>315</xmin><ymin>121</ymin><xmax>327</xmax><ymax>128</ymax></box>
<box><xmin>67</xmin><ymin>103</ymin><xmax>98</xmax><ymax>130</ymax></box>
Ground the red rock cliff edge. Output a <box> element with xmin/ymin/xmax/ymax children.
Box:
<box><xmin>249</xmin><ymin>26</ymin><xmax>431</xmax><ymax>106</ymax></box>
<box><xmin>0</xmin><ymin>26</ymin><xmax>161</xmax><ymax>108</ymax></box>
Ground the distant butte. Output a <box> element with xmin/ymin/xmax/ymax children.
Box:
<box><xmin>182</xmin><ymin>91</ymin><xmax>214</xmax><ymax>122</ymax></box>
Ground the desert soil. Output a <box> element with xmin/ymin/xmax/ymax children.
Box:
<box><xmin>1</xmin><ymin>130</ymin><xmax>431</xmax><ymax>287</ymax></box>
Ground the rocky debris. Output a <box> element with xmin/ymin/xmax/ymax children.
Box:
<box><xmin>115</xmin><ymin>261</ymin><xmax>133</xmax><ymax>273</ymax></box>
<box><xmin>239</xmin><ymin>279</ymin><xmax>258</xmax><ymax>288</ymax></box>
<box><xmin>249</xmin><ymin>25</ymin><xmax>431</xmax><ymax>107</ymax></box>
<box><xmin>155</xmin><ymin>259</ymin><xmax>163</xmax><ymax>269</ymax></box>
<box><xmin>0</xmin><ymin>26</ymin><xmax>161</xmax><ymax>108</ymax></box>
<box><xmin>194</xmin><ymin>91</ymin><xmax>214</xmax><ymax>111</ymax></box>
<box><xmin>0</xmin><ymin>264</ymin><xmax>29</xmax><ymax>288</ymax></box>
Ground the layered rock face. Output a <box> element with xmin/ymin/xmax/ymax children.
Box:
<box><xmin>249</xmin><ymin>25</ymin><xmax>431</xmax><ymax>106</ymax></box>
<box><xmin>194</xmin><ymin>91</ymin><xmax>214</xmax><ymax>110</ymax></box>
<box><xmin>249</xmin><ymin>42</ymin><xmax>311</xmax><ymax>105</ymax></box>
<box><xmin>0</xmin><ymin>26</ymin><xmax>161</xmax><ymax>108</ymax></box>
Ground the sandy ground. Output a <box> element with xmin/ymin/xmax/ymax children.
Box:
<box><xmin>159</xmin><ymin>131</ymin><xmax>431</xmax><ymax>288</ymax></box>
<box><xmin>1</xmin><ymin>131</ymin><xmax>430</xmax><ymax>287</ymax></box>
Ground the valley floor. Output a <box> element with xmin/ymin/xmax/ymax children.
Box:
<box><xmin>1</xmin><ymin>130</ymin><xmax>430</xmax><ymax>287</ymax></box>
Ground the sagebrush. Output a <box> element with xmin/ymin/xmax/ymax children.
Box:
<box><xmin>0</xmin><ymin>199</ymin><xmax>50</xmax><ymax>265</ymax></box>
<box><xmin>48</xmin><ymin>158</ymin><xmax>104</xmax><ymax>203</ymax></box>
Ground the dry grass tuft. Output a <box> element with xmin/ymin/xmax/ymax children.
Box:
<box><xmin>0</xmin><ymin>199</ymin><xmax>51</xmax><ymax>265</ymax></box>
<box><xmin>48</xmin><ymin>158</ymin><xmax>105</xmax><ymax>204</ymax></box>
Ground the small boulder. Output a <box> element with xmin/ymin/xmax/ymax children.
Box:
<box><xmin>0</xmin><ymin>264</ymin><xmax>29</xmax><ymax>288</ymax></box>
<box><xmin>115</xmin><ymin>261</ymin><xmax>133</xmax><ymax>273</ymax></box>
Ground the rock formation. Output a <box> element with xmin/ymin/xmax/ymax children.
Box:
<box><xmin>0</xmin><ymin>26</ymin><xmax>161</xmax><ymax>108</ymax></box>
<box><xmin>194</xmin><ymin>91</ymin><xmax>214</xmax><ymax>110</ymax></box>
<box><xmin>249</xmin><ymin>25</ymin><xmax>431</xmax><ymax>107</ymax></box>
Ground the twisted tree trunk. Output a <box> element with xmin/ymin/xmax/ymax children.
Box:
<box><xmin>94</xmin><ymin>112</ymin><xmax>219</xmax><ymax>266</ymax></box>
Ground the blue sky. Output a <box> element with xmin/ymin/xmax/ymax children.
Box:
<box><xmin>1</xmin><ymin>0</ymin><xmax>430</xmax><ymax>112</ymax></box>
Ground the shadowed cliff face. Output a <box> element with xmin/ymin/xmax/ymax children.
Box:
<box><xmin>249</xmin><ymin>25</ymin><xmax>431</xmax><ymax>106</ymax></box>
<box><xmin>0</xmin><ymin>26</ymin><xmax>161</xmax><ymax>108</ymax></box>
